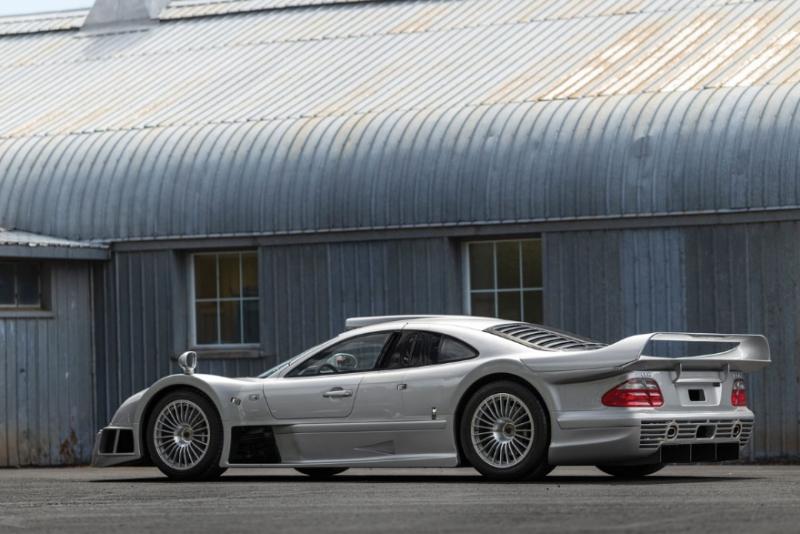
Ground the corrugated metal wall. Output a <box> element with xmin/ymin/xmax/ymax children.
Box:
<box><xmin>93</xmin><ymin>237</ymin><xmax>462</xmax><ymax>427</ymax></box>
<box><xmin>92</xmin><ymin>251</ymin><xmax>270</xmax><ymax>427</ymax></box>
<box><xmin>0</xmin><ymin>261</ymin><xmax>94</xmax><ymax>466</ymax></box>
<box><xmin>5</xmin><ymin>84</ymin><xmax>800</xmax><ymax>242</ymax></box>
<box><xmin>545</xmin><ymin>223</ymin><xmax>800</xmax><ymax>460</ymax></box>
<box><xmin>261</xmin><ymin>237</ymin><xmax>463</xmax><ymax>358</ymax></box>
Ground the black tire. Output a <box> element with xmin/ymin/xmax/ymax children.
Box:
<box><xmin>146</xmin><ymin>389</ymin><xmax>227</xmax><ymax>481</ymax></box>
<box><xmin>596</xmin><ymin>463</ymin><xmax>665</xmax><ymax>478</ymax></box>
<box><xmin>459</xmin><ymin>380</ymin><xmax>551</xmax><ymax>481</ymax></box>
<box><xmin>295</xmin><ymin>467</ymin><xmax>348</xmax><ymax>479</ymax></box>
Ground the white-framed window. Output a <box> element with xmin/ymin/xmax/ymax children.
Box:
<box><xmin>189</xmin><ymin>251</ymin><xmax>259</xmax><ymax>347</ymax></box>
<box><xmin>463</xmin><ymin>239</ymin><xmax>543</xmax><ymax>323</ymax></box>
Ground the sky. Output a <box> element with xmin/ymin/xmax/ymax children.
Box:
<box><xmin>0</xmin><ymin>0</ymin><xmax>94</xmax><ymax>16</ymax></box>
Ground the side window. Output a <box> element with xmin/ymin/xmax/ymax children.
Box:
<box><xmin>437</xmin><ymin>336</ymin><xmax>478</xmax><ymax>363</ymax></box>
<box><xmin>382</xmin><ymin>331</ymin><xmax>438</xmax><ymax>369</ymax></box>
<box><xmin>381</xmin><ymin>331</ymin><xmax>478</xmax><ymax>369</ymax></box>
<box><xmin>288</xmin><ymin>332</ymin><xmax>392</xmax><ymax>377</ymax></box>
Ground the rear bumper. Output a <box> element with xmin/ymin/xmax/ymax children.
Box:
<box><xmin>549</xmin><ymin>409</ymin><xmax>754</xmax><ymax>465</ymax></box>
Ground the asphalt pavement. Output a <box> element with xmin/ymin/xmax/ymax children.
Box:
<box><xmin>0</xmin><ymin>465</ymin><xmax>798</xmax><ymax>533</ymax></box>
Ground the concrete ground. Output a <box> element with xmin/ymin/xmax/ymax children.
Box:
<box><xmin>0</xmin><ymin>465</ymin><xmax>798</xmax><ymax>533</ymax></box>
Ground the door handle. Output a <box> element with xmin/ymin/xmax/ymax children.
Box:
<box><xmin>323</xmin><ymin>387</ymin><xmax>353</xmax><ymax>398</ymax></box>
<box><xmin>397</xmin><ymin>383</ymin><xmax>408</xmax><ymax>390</ymax></box>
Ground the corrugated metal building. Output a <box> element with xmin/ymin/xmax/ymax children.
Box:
<box><xmin>1</xmin><ymin>0</ymin><xmax>798</xmax><ymax>465</ymax></box>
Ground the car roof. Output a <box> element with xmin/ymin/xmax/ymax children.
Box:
<box><xmin>344</xmin><ymin>315</ymin><xmax>509</xmax><ymax>334</ymax></box>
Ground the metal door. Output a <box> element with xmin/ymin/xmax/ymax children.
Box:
<box><xmin>264</xmin><ymin>375</ymin><xmax>362</xmax><ymax>419</ymax></box>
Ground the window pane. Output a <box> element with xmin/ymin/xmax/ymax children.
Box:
<box><xmin>195</xmin><ymin>302</ymin><xmax>218</xmax><ymax>345</ymax></box>
<box><xmin>498</xmin><ymin>291</ymin><xmax>521</xmax><ymax>321</ymax></box>
<box><xmin>383</xmin><ymin>331</ymin><xmax>439</xmax><ymax>369</ymax></box>
<box><xmin>194</xmin><ymin>255</ymin><xmax>217</xmax><ymax>299</ymax></box>
<box><xmin>496</xmin><ymin>242</ymin><xmax>520</xmax><ymax>289</ymax></box>
<box><xmin>469</xmin><ymin>242</ymin><xmax>494</xmax><ymax>290</ymax></box>
<box><xmin>17</xmin><ymin>263</ymin><xmax>41</xmax><ymax>306</ymax></box>
<box><xmin>0</xmin><ymin>263</ymin><xmax>14</xmax><ymax>304</ymax></box>
<box><xmin>219</xmin><ymin>300</ymin><xmax>242</xmax><ymax>344</ymax></box>
<box><xmin>437</xmin><ymin>336</ymin><xmax>477</xmax><ymax>363</ymax></box>
<box><xmin>243</xmin><ymin>300</ymin><xmax>259</xmax><ymax>344</ymax></box>
<box><xmin>242</xmin><ymin>253</ymin><xmax>258</xmax><ymax>297</ymax></box>
<box><xmin>522</xmin><ymin>240</ymin><xmax>543</xmax><ymax>288</ymax></box>
<box><xmin>218</xmin><ymin>254</ymin><xmax>241</xmax><ymax>298</ymax></box>
<box><xmin>470</xmin><ymin>292</ymin><xmax>494</xmax><ymax>317</ymax></box>
<box><xmin>523</xmin><ymin>290</ymin><xmax>543</xmax><ymax>324</ymax></box>
<box><xmin>290</xmin><ymin>332</ymin><xmax>391</xmax><ymax>376</ymax></box>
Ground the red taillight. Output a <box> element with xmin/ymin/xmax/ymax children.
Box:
<box><xmin>731</xmin><ymin>378</ymin><xmax>747</xmax><ymax>407</ymax></box>
<box><xmin>602</xmin><ymin>378</ymin><xmax>664</xmax><ymax>407</ymax></box>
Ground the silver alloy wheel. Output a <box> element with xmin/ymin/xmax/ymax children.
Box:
<box><xmin>470</xmin><ymin>392</ymin><xmax>534</xmax><ymax>469</ymax></box>
<box><xmin>153</xmin><ymin>399</ymin><xmax>211</xmax><ymax>470</ymax></box>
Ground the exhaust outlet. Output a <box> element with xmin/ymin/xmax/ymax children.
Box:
<box><xmin>665</xmin><ymin>423</ymin><xmax>679</xmax><ymax>440</ymax></box>
<box><xmin>732</xmin><ymin>423</ymin><xmax>742</xmax><ymax>439</ymax></box>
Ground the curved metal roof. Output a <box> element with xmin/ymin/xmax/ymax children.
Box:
<box><xmin>1</xmin><ymin>0</ymin><xmax>799</xmax><ymax>241</ymax></box>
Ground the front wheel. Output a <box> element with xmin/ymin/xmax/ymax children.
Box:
<box><xmin>295</xmin><ymin>467</ymin><xmax>348</xmax><ymax>479</ymax></box>
<box><xmin>460</xmin><ymin>381</ymin><xmax>551</xmax><ymax>481</ymax></box>
<box><xmin>596</xmin><ymin>463</ymin><xmax>665</xmax><ymax>478</ymax></box>
<box><xmin>146</xmin><ymin>389</ymin><xmax>227</xmax><ymax>481</ymax></box>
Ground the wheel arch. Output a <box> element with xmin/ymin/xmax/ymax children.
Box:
<box><xmin>453</xmin><ymin>373</ymin><xmax>552</xmax><ymax>467</ymax></box>
<box><xmin>138</xmin><ymin>385</ymin><xmax>220</xmax><ymax>462</ymax></box>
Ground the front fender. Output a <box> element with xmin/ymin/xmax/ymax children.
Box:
<box><xmin>94</xmin><ymin>373</ymin><xmax>269</xmax><ymax>468</ymax></box>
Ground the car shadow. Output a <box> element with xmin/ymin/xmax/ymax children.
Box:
<box><xmin>91</xmin><ymin>474</ymin><xmax>757</xmax><ymax>485</ymax></box>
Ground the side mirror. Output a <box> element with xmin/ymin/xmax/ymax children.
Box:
<box><xmin>178</xmin><ymin>351</ymin><xmax>198</xmax><ymax>375</ymax></box>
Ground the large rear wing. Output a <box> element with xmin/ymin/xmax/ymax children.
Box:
<box><xmin>614</xmin><ymin>332</ymin><xmax>770</xmax><ymax>373</ymax></box>
<box><xmin>523</xmin><ymin>332</ymin><xmax>770</xmax><ymax>376</ymax></box>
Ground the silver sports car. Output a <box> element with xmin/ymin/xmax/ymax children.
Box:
<box><xmin>93</xmin><ymin>315</ymin><xmax>770</xmax><ymax>481</ymax></box>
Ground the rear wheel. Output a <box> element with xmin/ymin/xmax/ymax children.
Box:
<box><xmin>146</xmin><ymin>389</ymin><xmax>227</xmax><ymax>481</ymax></box>
<box><xmin>295</xmin><ymin>467</ymin><xmax>348</xmax><ymax>479</ymax></box>
<box><xmin>596</xmin><ymin>463</ymin><xmax>665</xmax><ymax>478</ymax></box>
<box><xmin>460</xmin><ymin>381</ymin><xmax>551</xmax><ymax>481</ymax></box>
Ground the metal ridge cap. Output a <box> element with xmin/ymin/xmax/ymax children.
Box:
<box><xmin>157</xmin><ymin>0</ymin><xmax>782</xmax><ymax>23</ymax></box>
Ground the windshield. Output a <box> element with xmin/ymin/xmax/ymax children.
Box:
<box><xmin>258</xmin><ymin>360</ymin><xmax>293</xmax><ymax>378</ymax></box>
<box><xmin>257</xmin><ymin>340</ymin><xmax>331</xmax><ymax>378</ymax></box>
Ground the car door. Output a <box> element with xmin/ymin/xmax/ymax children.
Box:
<box><xmin>383</xmin><ymin>330</ymin><xmax>480</xmax><ymax>457</ymax></box>
<box><xmin>399</xmin><ymin>333</ymin><xmax>478</xmax><ymax>420</ymax></box>
<box><xmin>341</xmin><ymin>330</ymin><xmax>447</xmax><ymax>459</ymax></box>
<box><xmin>265</xmin><ymin>332</ymin><xmax>393</xmax><ymax>420</ymax></box>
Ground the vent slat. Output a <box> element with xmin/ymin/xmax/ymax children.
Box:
<box><xmin>487</xmin><ymin>322</ymin><xmax>605</xmax><ymax>352</ymax></box>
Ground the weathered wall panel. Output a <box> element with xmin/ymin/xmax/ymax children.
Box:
<box><xmin>545</xmin><ymin>223</ymin><xmax>800</xmax><ymax>460</ymax></box>
<box><xmin>0</xmin><ymin>262</ymin><xmax>94</xmax><ymax>466</ymax></box>
<box><xmin>93</xmin><ymin>251</ymin><xmax>274</xmax><ymax>427</ymax></box>
<box><xmin>261</xmin><ymin>237</ymin><xmax>463</xmax><ymax>361</ymax></box>
<box><xmin>93</xmin><ymin>237</ymin><xmax>462</xmax><ymax>427</ymax></box>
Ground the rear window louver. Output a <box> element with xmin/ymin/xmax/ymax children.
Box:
<box><xmin>488</xmin><ymin>323</ymin><xmax>606</xmax><ymax>351</ymax></box>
